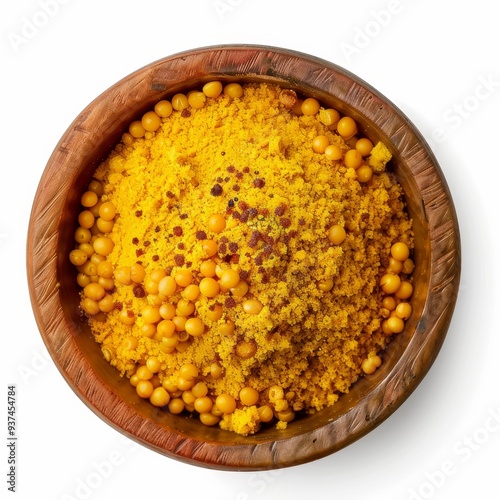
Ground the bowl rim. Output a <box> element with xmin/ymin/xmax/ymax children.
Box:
<box><xmin>27</xmin><ymin>43</ymin><xmax>461</xmax><ymax>470</ymax></box>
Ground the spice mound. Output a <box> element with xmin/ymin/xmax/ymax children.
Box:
<box><xmin>69</xmin><ymin>82</ymin><xmax>414</xmax><ymax>435</ymax></box>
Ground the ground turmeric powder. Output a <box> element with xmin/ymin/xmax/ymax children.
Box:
<box><xmin>70</xmin><ymin>82</ymin><xmax>414</xmax><ymax>435</ymax></box>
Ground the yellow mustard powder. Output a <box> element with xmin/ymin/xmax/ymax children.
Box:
<box><xmin>79</xmin><ymin>83</ymin><xmax>413</xmax><ymax>435</ymax></box>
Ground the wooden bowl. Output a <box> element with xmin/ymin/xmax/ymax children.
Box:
<box><xmin>27</xmin><ymin>45</ymin><xmax>460</xmax><ymax>470</ymax></box>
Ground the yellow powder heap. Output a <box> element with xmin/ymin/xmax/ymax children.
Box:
<box><xmin>71</xmin><ymin>82</ymin><xmax>414</xmax><ymax>435</ymax></box>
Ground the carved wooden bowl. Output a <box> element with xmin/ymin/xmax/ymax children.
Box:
<box><xmin>27</xmin><ymin>45</ymin><xmax>460</xmax><ymax>470</ymax></box>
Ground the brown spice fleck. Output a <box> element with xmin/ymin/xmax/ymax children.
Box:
<box><xmin>253</xmin><ymin>178</ymin><xmax>265</xmax><ymax>188</ymax></box>
<box><xmin>225</xmin><ymin>297</ymin><xmax>236</xmax><ymax>308</ymax></box>
<box><xmin>135</xmin><ymin>210</ymin><xmax>142</xmax><ymax>217</ymax></box>
<box><xmin>174</xmin><ymin>254</ymin><xmax>185</xmax><ymax>266</ymax></box>
<box><xmin>133</xmin><ymin>286</ymin><xmax>145</xmax><ymax>298</ymax></box>
<box><xmin>210</xmin><ymin>184</ymin><xmax>223</xmax><ymax>196</ymax></box>
<box><xmin>275</xmin><ymin>203</ymin><xmax>287</xmax><ymax>216</ymax></box>
<box><xmin>173</xmin><ymin>226</ymin><xmax>183</xmax><ymax>237</ymax></box>
<box><xmin>196</xmin><ymin>230</ymin><xmax>207</xmax><ymax>240</ymax></box>
<box><xmin>247</xmin><ymin>208</ymin><xmax>258</xmax><ymax>219</ymax></box>
<box><xmin>152</xmin><ymin>255</ymin><xmax>159</xmax><ymax>262</ymax></box>
<box><xmin>249</xmin><ymin>230</ymin><xmax>260</xmax><ymax>248</ymax></box>
<box><xmin>280</xmin><ymin>217</ymin><xmax>292</xmax><ymax>228</ymax></box>
<box><xmin>135</xmin><ymin>249</ymin><xmax>144</xmax><ymax>257</ymax></box>
<box><xmin>181</xmin><ymin>109</ymin><xmax>191</xmax><ymax>118</ymax></box>
<box><xmin>132</xmin><ymin>237</ymin><xmax>139</xmax><ymax>245</ymax></box>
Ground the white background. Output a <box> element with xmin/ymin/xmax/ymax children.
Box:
<box><xmin>2</xmin><ymin>1</ymin><xmax>499</xmax><ymax>499</ymax></box>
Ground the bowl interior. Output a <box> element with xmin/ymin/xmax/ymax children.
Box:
<box><xmin>28</xmin><ymin>45</ymin><xmax>459</xmax><ymax>470</ymax></box>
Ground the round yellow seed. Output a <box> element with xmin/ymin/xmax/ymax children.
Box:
<box><xmin>395</xmin><ymin>281</ymin><xmax>413</xmax><ymax>300</ymax></box>
<box><xmin>81</xmin><ymin>191</ymin><xmax>98</xmax><ymax>208</ymax></box>
<box><xmin>239</xmin><ymin>387</ymin><xmax>259</xmax><ymax>406</ymax></box>
<box><xmin>328</xmin><ymin>225</ymin><xmax>347</xmax><ymax>245</ymax></box>
<box><xmin>199</xmin><ymin>260</ymin><xmax>216</xmax><ymax>277</ymax></box>
<box><xmin>258</xmin><ymin>405</ymin><xmax>274</xmax><ymax>423</ymax></box>
<box><xmin>154</xmin><ymin>100</ymin><xmax>173</xmax><ymax>118</ymax></box>
<box><xmin>185</xmin><ymin>317</ymin><xmax>205</xmax><ymax>337</ymax></box>
<box><xmin>158</xmin><ymin>275</ymin><xmax>177</xmax><ymax>296</ymax></box>
<box><xmin>168</xmin><ymin>398</ymin><xmax>185</xmax><ymax>414</ymax></box>
<box><xmin>150</xmin><ymin>387</ymin><xmax>170</xmax><ymax>407</ymax></box>
<box><xmin>230</xmin><ymin>280</ymin><xmax>249</xmax><ymax>298</ymax></box>
<box><xmin>203</xmin><ymin>81</ymin><xmax>223</xmax><ymax>98</ymax></box>
<box><xmin>387</xmin><ymin>316</ymin><xmax>405</xmax><ymax>334</ymax></box>
<box><xmin>98</xmin><ymin>201</ymin><xmax>116</xmax><ymax>221</ymax></box>
<box><xmin>206</xmin><ymin>304</ymin><xmax>223</xmax><ymax>322</ymax></box>
<box><xmin>301</xmin><ymin>97</ymin><xmax>320</xmax><ymax>116</ymax></box>
<box><xmin>174</xmin><ymin>269</ymin><xmax>193</xmax><ymax>287</ymax></box>
<box><xmin>361</xmin><ymin>354</ymin><xmax>382</xmax><ymax>375</ymax></box>
<box><xmin>380</xmin><ymin>273</ymin><xmax>401</xmax><ymax>294</ymax></box>
<box><xmin>179</xmin><ymin>363</ymin><xmax>198</xmax><ymax>381</ymax></box>
<box><xmin>136</xmin><ymin>365</ymin><xmax>154</xmax><ymax>381</ymax></box>
<box><xmin>69</xmin><ymin>249</ymin><xmax>88</xmax><ymax>266</ymax></box>
<box><xmin>219</xmin><ymin>269</ymin><xmax>240</xmax><ymax>289</ymax></box>
<box><xmin>344</xmin><ymin>149</ymin><xmax>363</xmax><ymax>169</ymax></box>
<box><xmin>356</xmin><ymin>165</ymin><xmax>373</xmax><ymax>183</ymax></box>
<box><xmin>194</xmin><ymin>396</ymin><xmax>213</xmax><ymax>414</ymax></box>
<box><xmin>200</xmin><ymin>413</ymin><xmax>220</xmax><ymax>426</ymax></box>
<box><xmin>337</xmin><ymin>116</ymin><xmax>358</xmax><ymax>139</ymax></box>
<box><xmin>129</xmin><ymin>120</ymin><xmax>146</xmax><ymax>138</ymax></box>
<box><xmin>391</xmin><ymin>242</ymin><xmax>410</xmax><ymax>262</ymax></box>
<box><xmin>395</xmin><ymin>302</ymin><xmax>412</xmax><ymax>320</ymax></box>
<box><xmin>312</xmin><ymin>135</ymin><xmax>329</xmax><ymax>154</ymax></box>
<box><xmin>93</xmin><ymin>237</ymin><xmax>114</xmax><ymax>256</ymax></box>
<box><xmin>199</xmin><ymin>277</ymin><xmax>220</xmax><ymax>298</ymax></box>
<box><xmin>216</xmin><ymin>394</ymin><xmax>236</xmax><ymax>414</ymax></box>
<box><xmin>171</xmin><ymin>93</ymin><xmax>189</xmax><ymax>111</ymax></box>
<box><xmin>142</xmin><ymin>305</ymin><xmax>161</xmax><ymax>324</ymax></box>
<box><xmin>146</xmin><ymin>356</ymin><xmax>161</xmax><ymax>373</ymax></box>
<box><xmin>187</xmin><ymin>91</ymin><xmax>206</xmax><ymax>109</ymax></box>
<box><xmin>223</xmin><ymin>83</ymin><xmax>243</xmax><ymax>98</ymax></box>
<box><xmin>324</xmin><ymin>144</ymin><xmax>343</xmax><ymax>161</ymax></box>
<box><xmin>119</xmin><ymin>310</ymin><xmax>136</xmax><ymax>326</ymax></box>
<box><xmin>208</xmin><ymin>213</ymin><xmax>226</xmax><ymax>233</ymax></box>
<box><xmin>355</xmin><ymin>137</ymin><xmax>374</xmax><ymax>156</ymax></box>
<box><xmin>242</xmin><ymin>299</ymin><xmax>263</xmax><ymax>315</ymax></box>
<box><xmin>136</xmin><ymin>380</ymin><xmax>154</xmax><ymax>398</ymax></box>
<box><xmin>78</xmin><ymin>210</ymin><xmax>95</xmax><ymax>229</ymax></box>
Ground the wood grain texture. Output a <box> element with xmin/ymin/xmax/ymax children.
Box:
<box><xmin>27</xmin><ymin>45</ymin><xmax>460</xmax><ymax>470</ymax></box>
